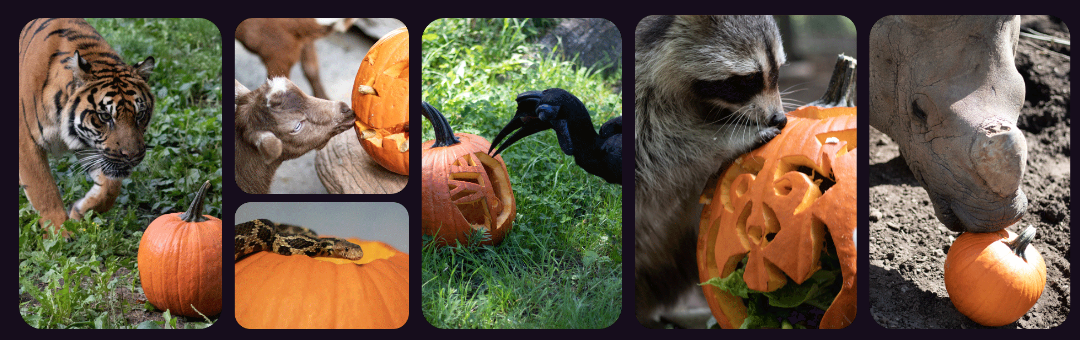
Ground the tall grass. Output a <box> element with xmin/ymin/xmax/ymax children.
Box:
<box><xmin>18</xmin><ymin>18</ymin><xmax>222</xmax><ymax>329</ymax></box>
<box><xmin>421</xmin><ymin>18</ymin><xmax>623</xmax><ymax>329</ymax></box>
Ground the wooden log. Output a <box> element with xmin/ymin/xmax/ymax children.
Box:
<box><xmin>314</xmin><ymin>129</ymin><xmax>408</xmax><ymax>194</ymax></box>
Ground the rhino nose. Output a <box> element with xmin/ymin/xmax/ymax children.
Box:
<box><xmin>971</xmin><ymin>119</ymin><xmax>1027</xmax><ymax>198</ymax></box>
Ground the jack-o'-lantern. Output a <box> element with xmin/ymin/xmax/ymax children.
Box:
<box><xmin>421</xmin><ymin>102</ymin><xmax>516</xmax><ymax>247</ymax></box>
<box><xmin>697</xmin><ymin>55</ymin><xmax>857</xmax><ymax>329</ymax></box>
<box><xmin>352</xmin><ymin>27</ymin><xmax>409</xmax><ymax>175</ymax></box>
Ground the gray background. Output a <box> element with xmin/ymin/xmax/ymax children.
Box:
<box><xmin>235</xmin><ymin>202</ymin><xmax>409</xmax><ymax>254</ymax></box>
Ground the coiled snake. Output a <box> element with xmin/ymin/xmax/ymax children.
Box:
<box><xmin>234</xmin><ymin>219</ymin><xmax>364</xmax><ymax>261</ymax></box>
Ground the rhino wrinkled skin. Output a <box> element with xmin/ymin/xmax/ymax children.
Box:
<box><xmin>870</xmin><ymin>16</ymin><xmax>1028</xmax><ymax>233</ymax></box>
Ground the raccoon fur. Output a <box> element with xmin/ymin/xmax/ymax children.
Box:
<box><xmin>634</xmin><ymin>15</ymin><xmax>788</xmax><ymax>327</ymax></box>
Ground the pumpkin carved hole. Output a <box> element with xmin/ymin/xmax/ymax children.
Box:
<box><xmin>449</xmin><ymin>154</ymin><xmax>492</xmax><ymax>228</ymax></box>
<box><xmin>740</xmin><ymin>201</ymin><xmax>779</xmax><ymax>247</ymax></box>
<box><xmin>381</xmin><ymin>59</ymin><xmax>409</xmax><ymax>79</ymax></box>
<box><xmin>815</xmin><ymin>129</ymin><xmax>857</xmax><ymax>156</ymax></box>
<box><xmin>795</xmin><ymin>165</ymin><xmax>836</xmax><ymax>193</ymax></box>
<box><xmin>735</xmin><ymin>201</ymin><xmax>753</xmax><ymax>249</ymax></box>
<box><xmin>775</xmin><ymin>177</ymin><xmax>794</xmax><ymax>196</ymax></box>
<box><xmin>474</xmin><ymin>152</ymin><xmax>514</xmax><ymax>228</ymax></box>
<box><xmin>445</xmin><ymin>152</ymin><xmax>514</xmax><ymax>232</ymax></box>
<box><xmin>759</xmin><ymin>203</ymin><xmax>779</xmax><ymax>247</ymax></box>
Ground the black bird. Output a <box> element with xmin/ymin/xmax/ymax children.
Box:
<box><xmin>489</xmin><ymin>88</ymin><xmax>622</xmax><ymax>185</ymax></box>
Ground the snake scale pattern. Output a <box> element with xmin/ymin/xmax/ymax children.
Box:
<box><xmin>234</xmin><ymin>219</ymin><xmax>364</xmax><ymax>261</ymax></box>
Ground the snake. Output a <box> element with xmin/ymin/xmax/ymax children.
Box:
<box><xmin>234</xmin><ymin>219</ymin><xmax>364</xmax><ymax>261</ymax></box>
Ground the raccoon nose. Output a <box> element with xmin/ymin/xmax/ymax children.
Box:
<box><xmin>768</xmin><ymin>111</ymin><xmax>787</xmax><ymax>129</ymax></box>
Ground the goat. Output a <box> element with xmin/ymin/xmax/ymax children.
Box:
<box><xmin>235</xmin><ymin>18</ymin><xmax>357</xmax><ymax>99</ymax></box>
<box><xmin>234</xmin><ymin>78</ymin><xmax>355</xmax><ymax>194</ymax></box>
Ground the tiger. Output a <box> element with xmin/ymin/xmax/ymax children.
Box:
<box><xmin>19</xmin><ymin>18</ymin><xmax>156</xmax><ymax>234</ymax></box>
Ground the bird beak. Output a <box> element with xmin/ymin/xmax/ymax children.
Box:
<box><xmin>488</xmin><ymin>113</ymin><xmax>551</xmax><ymax>157</ymax></box>
<box><xmin>489</xmin><ymin>91</ymin><xmax>549</xmax><ymax>157</ymax></box>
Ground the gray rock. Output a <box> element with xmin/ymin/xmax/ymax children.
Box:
<box><xmin>536</xmin><ymin>18</ymin><xmax>622</xmax><ymax>78</ymax></box>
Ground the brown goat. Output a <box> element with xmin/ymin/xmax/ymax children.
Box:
<box><xmin>234</xmin><ymin>78</ymin><xmax>355</xmax><ymax>194</ymax></box>
<box><xmin>235</xmin><ymin>18</ymin><xmax>356</xmax><ymax>99</ymax></box>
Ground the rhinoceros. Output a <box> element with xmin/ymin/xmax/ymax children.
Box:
<box><xmin>870</xmin><ymin>15</ymin><xmax>1027</xmax><ymax>233</ymax></box>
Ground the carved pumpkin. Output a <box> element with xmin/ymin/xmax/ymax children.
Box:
<box><xmin>235</xmin><ymin>239</ymin><xmax>409</xmax><ymax>329</ymax></box>
<box><xmin>944</xmin><ymin>226</ymin><xmax>1046</xmax><ymax>327</ymax></box>
<box><xmin>138</xmin><ymin>181</ymin><xmax>222</xmax><ymax>317</ymax></box>
<box><xmin>697</xmin><ymin>56</ymin><xmax>857</xmax><ymax>328</ymax></box>
<box><xmin>352</xmin><ymin>27</ymin><xmax>409</xmax><ymax>175</ymax></box>
<box><xmin>421</xmin><ymin>102</ymin><xmax>516</xmax><ymax>247</ymax></box>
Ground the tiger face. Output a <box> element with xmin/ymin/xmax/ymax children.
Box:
<box><xmin>19</xmin><ymin>18</ymin><xmax>156</xmax><ymax>231</ymax></box>
<box><xmin>61</xmin><ymin>50</ymin><xmax>155</xmax><ymax>178</ymax></box>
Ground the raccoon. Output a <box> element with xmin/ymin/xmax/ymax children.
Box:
<box><xmin>634</xmin><ymin>15</ymin><xmax>788</xmax><ymax>327</ymax></box>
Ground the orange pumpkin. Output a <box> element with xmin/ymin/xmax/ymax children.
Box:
<box><xmin>138</xmin><ymin>181</ymin><xmax>222</xmax><ymax>317</ymax></box>
<box><xmin>235</xmin><ymin>239</ymin><xmax>409</xmax><ymax>329</ymax></box>
<box><xmin>352</xmin><ymin>27</ymin><xmax>409</xmax><ymax>175</ymax></box>
<box><xmin>421</xmin><ymin>102</ymin><xmax>515</xmax><ymax>247</ymax></box>
<box><xmin>697</xmin><ymin>56</ymin><xmax>857</xmax><ymax>328</ymax></box>
<box><xmin>944</xmin><ymin>226</ymin><xmax>1046</xmax><ymax>327</ymax></box>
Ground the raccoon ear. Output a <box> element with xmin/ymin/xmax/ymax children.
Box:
<box><xmin>133</xmin><ymin>56</ymin><xmax>155</xmax><ymax>81</ymax></box>
<box><xmin>677</xmin><ymin>15</ymin><xmax>712</xmax><ymax>27</ymax></box>
<box><xmin>69</xmin><ymin>50</ymin><xmax>94</xmax><ymax>84</ymax></box>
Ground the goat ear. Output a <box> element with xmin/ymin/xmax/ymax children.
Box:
<box><xmin>235</xmin><ymin>80</ymin><xmax>251</xmax><ymax>111</ymax></box>
<box><xmin>254</xmin><ymin>131</ymin><xmax>282</xmax><ymax>163</ymax></box>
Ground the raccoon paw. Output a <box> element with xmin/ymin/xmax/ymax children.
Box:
<box><xmin>755</xmin><ymin>127</ymin><xmax>782</xmax><ymax>147</ymax></box>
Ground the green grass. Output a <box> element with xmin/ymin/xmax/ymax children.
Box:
<box><xmin>18</xmin><ymin>18</ymin><xmax>222</xmax><ymax>329</ymax></box>
<box><xmin>421</xmin><ymin>18</ymin><xmax>623</xmax><ymax>329</ymax></box>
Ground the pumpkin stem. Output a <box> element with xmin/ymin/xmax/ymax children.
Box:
<box><xmin>180</xmin><ymin>181</ymin><xmax>212</xmax><ymax>223</ymax></box>
<box><xmin>1009</xmin><ymin>225</ymin><xmax>1037</xmax><ymax>260</ymax></box>
<box><xmin>421</xmin><ymin>101</ymin><xmax>461</xmax><ymax>147</ymax></box>
<box><xmin>808</xmin><ymin>54</ymin><xmax>857</xmax><ymax>108</ymax></box>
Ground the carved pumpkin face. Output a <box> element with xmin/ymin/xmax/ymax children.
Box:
<box><xmin>420</xmin><ymin>102</ymin><xmax>516</xmax><ymax>247</ymax></box>
<box><xmin>352</xmin><ymin>27</ymin><xmax>409</xmax><ymax>175</ymax></box>
<box><xmin>697</xmin><ymin>105</ymin><xmax>857</xmax><ymax>329</ymax></box>
<box><xmin>421</xmin><ymin>133</ymin><xmax>516</xmax><ymax>246</ymax></box>
<box><xmin>235</xmin><ymin>239</ymin><xmax>409</xmax><ymax>329</ymax></box>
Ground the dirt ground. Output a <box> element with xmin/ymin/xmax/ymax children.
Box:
<box><xmin>869</xmin><ymin>16</ymin><xmax>1070</xmax><ymax>328</ymax></box>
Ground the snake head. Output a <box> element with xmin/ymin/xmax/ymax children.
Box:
<box><xmin>333</xmin><ymin>241</ymin><xmax>364</xmax><ymax>260</ymax></box>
